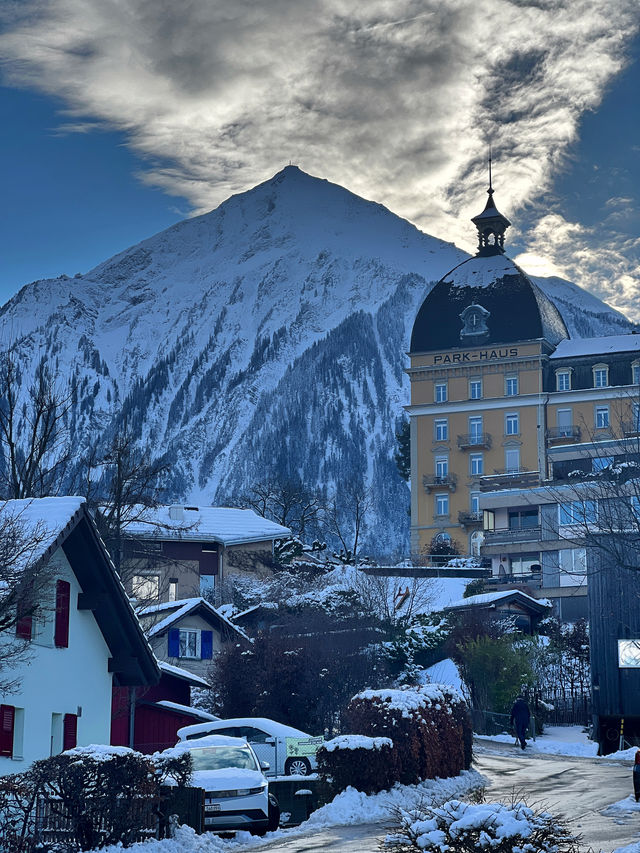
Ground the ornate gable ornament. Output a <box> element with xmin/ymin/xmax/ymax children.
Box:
<box><xmin>459</xmin><ymin>303</ymin><xmax>490</xmax><ymax>341</ymax></box>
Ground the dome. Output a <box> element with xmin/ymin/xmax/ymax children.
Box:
<box><xmin>410</xmin><ymin>179</ymin><xmax>569</xmax><ymax>353</ymax></box>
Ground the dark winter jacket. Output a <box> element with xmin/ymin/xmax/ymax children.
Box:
<box><xmin>510</xmin><ymin>698</ymin><xmax>530</xmax><ymax>727</ymax></box>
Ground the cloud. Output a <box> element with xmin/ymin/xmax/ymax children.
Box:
<box><xmin>1</xmin><ymin>0</ymin><xmax>639</xmax><ymax>314</ymax></box>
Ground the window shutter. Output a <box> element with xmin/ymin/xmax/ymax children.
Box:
<box><xmin>201</xmin><ymin>630</ymin><xmax>213</xmax><ymax>659</ymax></box>
<box><xmin>0</xmin><ymin>705</ymin><xmax>15</xmax><ymax>758</ymax></box>
<box><xmin>54</xmin><ymin>580</ymin><xmax>71</xmax><ymax>648</ymax></box>
<box><xmin>168</xmin><ymin>629</ymin><xmax>180</xmax><ymax>657</ymax></box>
<box><xmin>63</xmin><ymin>713</ymin><xmax>77</xmax><ymax>751</ymax></box>
<box><xmin>16</xmin><ymin>614</ymin><xmax>33</xmax><ymax>641</ymax></box>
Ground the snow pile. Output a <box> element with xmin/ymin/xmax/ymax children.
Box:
<box><xmin>419</xmin><ymin>659</ymin><xmax>465</xmax><ymax>696</ymax></box>
<box><xmin>324</xmin><ymin>735</ymin><xmax>393</xmax><ymax>753</ymax></box>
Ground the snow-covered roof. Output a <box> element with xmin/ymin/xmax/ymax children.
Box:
<box><xmin>550</xmin><ymin>334</ymin><xmax>640</xmax><ymax>360</ymax></box>
<box><xmin>441</xmin><ymin>254</ymin><xmax>520</xmax><ymax>289</ymax></box>
<box><xmin>0</xmin><ymin>496</ymin><xmax>86</xmax><ymax>573</ymax></box>
<box><xmin>152</xmin><ymin>700</ymin><xmax>218</xmax><ymax>721</ymax></box>
<box><xmin>140</xmin><ymin>597</ymin><xmax>248</xmax><ymax>640</ymax></box>
<box><xmin>446</xmin><ymin>589</ymin><xmax>550</xmax><ymax>611</ymax></box>
<box><xmin>122</xmin><ymin>504</ymin><xmax>291</xmax><ymax>546</ymax></box>
<box><xmin>157</xmin><ymin>660</ymin><xmax>211</xmax><ymax>687</ymax></box>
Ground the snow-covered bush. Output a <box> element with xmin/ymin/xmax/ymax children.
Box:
<box><xmin>316</xmin><ymin>735</ymin><xmax>394</xmax><ymax>794</ymax></box>
<box><xmin>384</xmin><ymin>797</ymin><xmax>581</xmax><ymax>853</ymax></box>
<box><xmin>320</xmin><ymin>684</ymin><xmax>472</xmax><ymax>793</ymax></box>
<box><xmin>0</xmin><ymin>745</ymin><xmax>192</xmax><ymax>853</ymax></box>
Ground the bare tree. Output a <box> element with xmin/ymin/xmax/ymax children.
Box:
<box><xmin>236</xmin><ymin>478</ymin><xmax>322</xmax><ymax>540</ymax></box>
<box><xmin>0</xmin><ymin>353</ymin><xmax>72</xmax><ymax>499</ymax></box>
<box><xmin>0</xmin><ymin>506</ymin><xmax>56</xmax><ymax>693</ymax></box>
<box><xmin>322</xmin><ymin>483</ymin><xmax>374</xmax><ymax>565</ymax></box>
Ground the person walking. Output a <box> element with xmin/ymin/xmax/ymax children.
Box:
<box><xmin>510</xmin><ymin>696</ymin><xmax>530</xmax><ymax>750</ymax></box>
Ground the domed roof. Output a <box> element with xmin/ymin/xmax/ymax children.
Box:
<box><xmin>410</xmin><ymin>178</ymin><xmax>569</xmax><ymax>353</ymax></box>
<box><xmin>411</xmin><ymin>254</ymin><xmax>568</xmax><ymax>353</ymax></box>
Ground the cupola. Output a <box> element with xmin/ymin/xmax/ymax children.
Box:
<box><xmin>470</xmin><ymin>162</ymin><xmax>511</xmax><ymax>256</ymax></box>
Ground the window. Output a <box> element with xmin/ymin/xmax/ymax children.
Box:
<box><xmin>469</xmin><ymin>379</ymin><xmax>482</xmax><ymax>399</ymax></box>
<box><xmin>435</xmin><ymin>494</ymin><xmax>449</xmax><ymax>516</ymax></box>
<box><xmin>168</xmin><ymin>628</ymin><xmax>213</xmax><ymax>660</ymax></box>
<box><xmin>434</xmin><ymin>419</ymin><xmax>448</xmax><ymax>442</ymax></box>
<box><xmin>510</xmin><ymin>553</ymin><xmax>541</xmax><ymax>576</ymax></box>
<box><xmin>434</xmin><ymin>382</ymin><xmax>447</xmax><ymax>403</ymax></box>
<box><xmin>168</xmin><ymin>578</ymin><xmax>178</xmax><ymax>602</ymax></box>
<box><xmin>435</xmin><ymin>456</ymin><xmax>449</xmax><ymax>478</ymax></box>
<box><xmin>505</xmin><ymin>375</ymin><xmax>518</xmax><ymax>396</ymax></box>
<box><xmin>558</xmin><ymin>549</ymin><xmax>587</xmax><ymax>586</ymax></box>
<box><xmin>469</xmin><ymin>416</ymin><xmax>483</xmax><ymax>443</ymax></box>
<box><xmin>200</xmin><ymin>575</ymin><xmax>215</xmax><ymax>595</ymax></box>
<box><xmin>63</xmin><ymin>714</ymin><xmax>78</xmax><ymax>751</ymax></box>
<box><xmin>132</xmin><ymin>575</ymin><xmax>159</xmax><ymax>601</ymax></box>
<box><xmin>595</xmin><ymin>405</ymin><xmax>609</xmax><ymax>429</ymax></box>
<box><xmin>592</xmin><ymin>455</ymin><xmax>614</xmax><ymax>472</ymax></box>
<box><xmin>508</xmin><ymin>509</ymin><xmax>538</xmax><ymax>530</ymax></box>
<box><xmin>470</xmin><ymin>453</ymin><xmax>484</xmax><ymax>476</ymax></box>
<box><xmin>15</xmin><ymin>600</ymin><xmax>33</xmax><ymax>641</ymax></box>
<box><xmin>50</xmin><ymin>714</ymin><xmax>63</xmax><ymax>756</ymax></box>
<box><xmin>556</xmin><ymin>408</ymin><xmax>572</xmax><ymax>436</ymax></box>
<box><xmin>505</xmin><ymin>412</ymin><xmax>519</xmax><ymax>436</ymax></box>
<box><xmin>470</xmin><ymin>492</ymin><xmax>480</xmax><ymax>514</ymax></box>
<box><xmin>0</xmin><ymin>705</ymin><xmax>15</xmax><ymax>758</ymax></box>
<box><xmin>558</xmin><ymin>501</ymin><xmax>598</xmax><ymax>525</ymax></box>
<box><xmin>633</xmin><ymin>362</ymin><xmax>640</xmax><ymax>385</ymax></box>
<box><xmin>556</xmin><ymin>370</ymin><xmax>571</xmax><ymax>391</ymax></box>
<box><xmin>593</xmin><ymin>364</ymin><xmax>609</xmax><ymax>388</ymax></box>
<box><xmin>54</xmin><ymin>580</ymin><xmax>70</xmax><ymax>649</ymax></box>
<box><xmin>505</xmin><ymin>448</ymin><xmax>520</xmax><ymax>473</ymax></box>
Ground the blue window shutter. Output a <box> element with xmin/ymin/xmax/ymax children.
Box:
<box><xmin>168</xmin><ymin>629</ymin><xmax>180</xmax><ymax>657</ymax></box>
<box><xmin>201</xmin><ymin>631</ymin><xmax>213</xmax><ymax>659</ymax></box>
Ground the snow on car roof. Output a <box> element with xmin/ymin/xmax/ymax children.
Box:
<box><xmin>178</xmin><ymin>716</ymin><xmax>311</xmax><ymax>740</ymax></box>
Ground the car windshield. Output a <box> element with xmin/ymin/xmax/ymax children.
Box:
<box><xmin>189</xmin><ymin>746</ymin><xmax>259</xmax><ymax>772</ymax></box>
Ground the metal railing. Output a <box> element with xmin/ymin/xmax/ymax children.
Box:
<box><xmin>458</xmin><ymin>432</ymin><xmax>492</xmax><ymax>450</ymax></box>
<box><xmin>479</xmin><ymin>470</ymin><xmax>541</xmax><ymax>491</ymax></box>
<box><xmin>458</xmin><ymin>510</ymin><xmax>483</xmax><ymax>525</ymax></box>
<box><xmin>546</xmin><ymin>425</ymin><xmax>581</xmax><ymax>441</ymax></box>
<box><xmin>484</xmin><ymin>525</ymin><xmax>541</xmax><ymax>544</ymax></box>
<box><xmin>423</xmin><ymin>473</ymin><xmax>458</xmax><ymax>491</ymax></box>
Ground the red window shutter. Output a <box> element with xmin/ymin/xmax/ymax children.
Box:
<box><xmin>0</xmin><ymin>705</ymin><xmax>15</xmax><ymax>758</ymax></box>
<box><xmin>16</xmin><ymin>614</ymin><xmax>33</xmax><ymax>641</ymax></box>
<box><xmin>54</xmin><ymin>580</ymin><xmax>70</xmax><ymax>648</ymax></box>
<box><xmin>63</xmin><ymin>713</ymin><xmax>77</xmax><ymax>751</ymax></box>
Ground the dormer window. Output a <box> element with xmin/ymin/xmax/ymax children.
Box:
<box><xmin>555</xmin><ymin>369</ymin><xmax>571</xmax><ymax>392</ymax></box>
<box><xmin>593</xmin><ymin>364</ymin><xmax>609</xmax><ymax>388</ymax></box>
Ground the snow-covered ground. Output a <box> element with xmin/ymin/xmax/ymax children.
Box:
<box><xmin>94</xmin><ymin>770</ymin><xmax>485</xmax><ymax>853</ymax></box>
<box><xmin>476</xmin><ymin>724</ymin><xmax>639</xmax><ymax>762</ymax></box>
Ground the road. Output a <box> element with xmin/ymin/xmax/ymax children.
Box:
<box><xmin>237</xmin><ymin>741</ymin><xmax>640</xmax><ymax>853</ymax></box>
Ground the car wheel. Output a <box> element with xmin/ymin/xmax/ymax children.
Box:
<box><xmin>285</xmin><ymin>757</ymin><xmax>311</xmax><ymax>776</ymax></box>
<box><xmin>267</xmin><ymin>793</ymin><xmax>280</xmax><ymax>832</ymax></box>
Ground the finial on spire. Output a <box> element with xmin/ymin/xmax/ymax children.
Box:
<box><xmin>488</xmin><ymin>146</ymin><xmax>493</xmax><ymax>196</ymax></box>
<box><xmin>471</xmin><ymin>152</ymin><xmax>511</xmax><ymax>257</ymax></box>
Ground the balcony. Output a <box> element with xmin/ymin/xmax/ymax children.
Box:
<box><xmin>479</xmin><ymin>469</ymin><xmax>541</xmax><ymax>491</ymax></box>
<box><xmin>546</xmin><ymin>425</ymin><xmax>581</xmax><ymax>442</ymax></box>
<box><xmin>622</xmin><ymin>421</ymin><xmax>640</xmax><ymax>437</ymax></box>
<box><xmin>484</xmin><ymin>525</ymin><xmax>542</xmax><ymax>545</ymax></box>
<box><xmin>458</xmin><ymin>510</ymin><xmax>483</xmax><ymax>526</ymax></box>
<box><xmin>457</xmin><ymin>432</ymin><xmax>492</xmax><ymax>450</ymax></box>
<box><xmin>423</xmin><ymin>473</ymin><xmax>457</xmax><ymax>492</ymax></box>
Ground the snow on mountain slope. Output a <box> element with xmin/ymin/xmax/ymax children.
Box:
<box><xmin>0</xmin><ymin>167</ymin><xmax>633</xmax><ymax>556</ymax></box>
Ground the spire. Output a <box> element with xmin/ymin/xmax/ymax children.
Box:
<box><xmin>471</xmin><ymin>154</ymin><xmax>511</xmax><ymax>256</ymax></box>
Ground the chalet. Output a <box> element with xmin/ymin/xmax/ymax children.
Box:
<box><xmin>0</xmin><ymin>498</ymin><xmax>158</xmax><ymax>774</ymax></box>
<box><xmin>120</xmin><ymin>504</ymin><xmax>291</xmax><ymax>605</ymax></box>
<box><xmin>444</xmin><ymin>589</ymin><xmax>551</xmax><ymax>634</ymax></box>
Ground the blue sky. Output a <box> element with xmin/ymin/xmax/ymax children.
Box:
<box><xmin>1</xmin><ymin>1</ymin><xmax>639</xmax><ymax>319</ymax></box>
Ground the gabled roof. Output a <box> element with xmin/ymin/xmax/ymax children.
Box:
<box><xmin>0</xmin><ymin>497</ymin><xmax>159</xmax><ymax>687</ymax></box>
<box><xmin>157</xmin><ymin>660</ymin><xmax>211</xmax><ymax>687</ymax></box>
<box><xmin>121</xmin><ymin>504</ymin><xmax>291</xmax><ymax>546</ymax></box>
<box><xmin>138</xmin><ymin>597</ymin><xmax>248</xmax><ymax>641</ymax></box>
<box><xmin>445</xmin><ymin>589</ymin><xmax>551</xmax><ymax>614</ymax></box>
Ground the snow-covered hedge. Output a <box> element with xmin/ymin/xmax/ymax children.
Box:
<box><xmin>317</xmin><ymin>735</ymin><xmax>395</xmax><ymax>794</ymax></box>
<box><xmin>0</xmin><ymin>745</ymin><xmax>192</xmax><ymax>852</ymax></box>
<box><xmin>384</xmin><ymin>797</ymin><xmax>581</xmax><ymax>853</ymax></box>
<box><xmin>319</xmin><ymin>684</ymin><xmax>472</xmax><ymax>794</ymax></box>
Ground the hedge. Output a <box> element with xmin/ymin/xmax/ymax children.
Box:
<box><xmin>318</xmin><ymin>684</ymin><xmax>472</xmax><ymax>794</ymax></box>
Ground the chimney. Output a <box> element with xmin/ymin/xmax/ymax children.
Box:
<box><xmin>168</xmin><ymin>505</ymin><xmax>184</xmax><ymax>521</ymax></box>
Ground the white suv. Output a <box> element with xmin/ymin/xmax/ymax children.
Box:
<box><xmin>169</xmin><ymin>735</ymin><xmax>279</xmax><ymax>834</ymax></box>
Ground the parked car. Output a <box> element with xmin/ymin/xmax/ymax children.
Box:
<box><xmin>167</xmin><ymin>735</ymin><xmax>280</xmax><ymax>835</ymax></box>
<box><xmin>177</xmin><ymin>717</ymin><xmax>324</xmax><ymax>776</ymax></box>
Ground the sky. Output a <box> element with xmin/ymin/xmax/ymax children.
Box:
<box><xmin>1</xmin><ymin>0</ymin><xmax>639</xmax><ymax>320</ymax></box>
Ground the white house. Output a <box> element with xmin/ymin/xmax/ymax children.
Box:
<box><xmin>0</xmin><ymin>498</ymin><xmax>158</xmax><ymax>774</ymax></box>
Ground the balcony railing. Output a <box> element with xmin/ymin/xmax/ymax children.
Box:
<box><xmin>457</xmin><ymin>432</ymin><xmax>492</xmax><ymax>450</ymax></box>
<box><xmin>484</xmin><ymin>525</ymin><xmax>542</xmax><ymax>545</ymax></box>
<box><xmin>423</xmin><ymin>473</ymin><xmax>457</xmax><ymax>492</ymax></box>
<box><xmin>546</xmin><ymin>425</ymin><xmax>581</xmax><ymax>442</ymax></box>
<box><xmin>622</xmin><ymin>421</ymin><xmax>640</xmax><ymax>437</ymax></box>
<box><xmin>458</xmin><ymin>510</ymin><xmax>483</xmax><ymax>525</ymax></box>
<box><xmin>479</xmin><ymin>469</ymin><xmax>541</xmax><ymax>491</ymax></box>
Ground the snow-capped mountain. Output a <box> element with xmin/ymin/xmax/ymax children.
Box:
<box><xmin>0</xmin><ymin>167</ymin><xmax>633</xmax><ymax>556</ymax></box>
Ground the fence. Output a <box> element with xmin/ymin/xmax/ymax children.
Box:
<box><xmin>539</xmin><ymin>695</ymin><xmax>591</xmax><ymax>727</ymax></box>
<box><xmin>34</xmin><ymin>796</ymin><xmax>159</xmax><ymax>846</ymax></box>
<box><xmin>471</xmin><ymin>709</ymin><xmax>536</xmax><ymax>741</ymax></box>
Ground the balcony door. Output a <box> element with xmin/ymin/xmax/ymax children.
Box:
<box><xmin>557</xmin><ymin>408</ymin><xmax>572</xmax><ymax>437</ymax></box>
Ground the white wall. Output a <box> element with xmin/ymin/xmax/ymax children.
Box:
<box><xmin>0</xmin><ymin>548</ymin><xmax>113</xmax><ymax>775</ymax></box>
